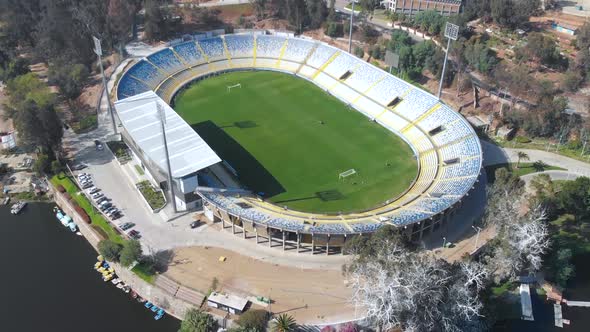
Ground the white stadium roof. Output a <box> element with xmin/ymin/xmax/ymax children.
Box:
<box><xmin>114</xmin><ymin>91</ymin><xmax>221</xmax><ymax>178</ymax></box>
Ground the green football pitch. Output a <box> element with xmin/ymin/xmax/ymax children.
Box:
<box><xmin>174</xmin><ymin>71</ymin><xmax>418</xmax><ymax>213</ymax></box>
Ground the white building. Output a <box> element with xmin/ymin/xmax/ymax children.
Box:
<box><xmin>114</xmin><ymin>91</ymin><xmax>221</xmax><ymax>211</ymax></box>
<box><xmin>381</xmin><ymin>0</ymin><xmax>462</xmax><ymax>16</ymax></box>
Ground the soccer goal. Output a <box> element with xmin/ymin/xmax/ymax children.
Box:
<box><xmin>339</xmin><ymin>169</ymin><xmax>357</xmax><ymax>179</ymax></box>
<box><xmin>227</xmin><ymin>83</ymin><xmax>242</xmax><ymax>92</ymax></box>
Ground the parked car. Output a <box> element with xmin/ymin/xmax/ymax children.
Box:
<box><xmin>96</xmin><ymin>197</ymin><xmax>108</xmax><ymax>204</ymax></box>
<box><xmin>72</xmin><ymin>163</ymin><xmax>87</xmax><ymax>170</ymax></box>
<box><xmin>120</xmin><ymin>222</ymin><xmax>135</xmax><ymax>231</ymax></box>
<box><xmin>111</xmin><ymin>212</ymin><xmax>122</xmax><ymax>220</ymax></box>
<box><xmin>100</xmin><ymin>203</ymin><xmax>112</xmax><ymax>211</ymax></box>
<box><xmin>91</xmin><ymin>192</ymin><xmax>103</xmax><ymax>199</ymax></box>
<box><xmin>82</xmin><ymin>182</ymin><xmax>93</xmax><ymax>189</ymax></box>
<box><xmin>190</xmin><ymin>221</ymin><xmax>200</xmax><ymax>229</ymax></box>
<box><xmin>88</xmin><ymin>187</ymin><xmax>100</xmax><ymax>194</ymax></box>
<box><xmin>94</xmin><ymin>140</ymin><xmax>104</xmax><ymax>151</ymax></box>
<box><xmin>128</xmin><ymin>230</ymin><xmax>141</xmax><ymax>240</ymax></box>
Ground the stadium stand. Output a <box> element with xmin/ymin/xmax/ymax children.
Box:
<box><xmin>116</xmin><ymin>33</ymin><xmax>482</xmax><ymax>242</ymax></box>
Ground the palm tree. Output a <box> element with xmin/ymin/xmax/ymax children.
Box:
<box><xmin>272</xmin><ymin>314</ymin><xmax>297</xmax><ymax>332</ymax></box>
<box><xmin>516</xmin><ymin>151</ymin><xmax>529</xmax><ymax>169</ymax></box>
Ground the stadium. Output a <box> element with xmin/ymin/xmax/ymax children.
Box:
<box><xmin>114</xmin><ymin>31</ymin><xmax>483</xmax><ymax>254</ymax></box>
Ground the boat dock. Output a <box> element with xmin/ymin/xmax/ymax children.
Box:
<box><xmin>564</xmin><ymin>300</ymin><xmax>590</xmax><ymax>307</ymax></box>
<box><xmin>520</xmin><ymin>284</ymin><xmax>534</xmax><ymax>321</ymax></box>
<box><xmin>554</xmin><ymin>304</ymin><xmax>563</xmax><ymax>327</ymax></box>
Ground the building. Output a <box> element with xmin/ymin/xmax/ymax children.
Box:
<box><xmin>381</xmin><ymin>0</ymin><xmax>462</xmax><ymax>16</ymax></box>
<box><xmin>551</xmin><ymin>21</ymin><xmax>579</xmax><ymax>36</ymax></box>
<box><xmin>207</xmin><ymin>292</ymin><xmax>249</xmax><ymax>314</ymax></box>
<box><xmin>114</xmin><ymin>91</ymin><xmax>221</xmax><ymax>211</ymax></box>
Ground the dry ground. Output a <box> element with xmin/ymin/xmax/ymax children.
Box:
<box><xmin>165</xmin><ymin>246</ymin><xmax>357</xmax><ymax>325</ymax></box>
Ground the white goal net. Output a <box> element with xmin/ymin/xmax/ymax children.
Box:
<box><xmin>227</xmin><ymin>83</ymin><xmax>241</xmax><ymax>92</ymax></box>
<box><xmin>339</xmin><ymin>169</ymin><xmax>357</xmax><ymax>179</ymax></box>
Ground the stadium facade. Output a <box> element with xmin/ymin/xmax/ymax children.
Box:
<box><xmin>115</xmin><ymin>31</ymin><xmax>483</xmax><ymax>253</ymax></box>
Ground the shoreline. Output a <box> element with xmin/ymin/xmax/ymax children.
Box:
<box><xmin>46</xmin><ymin>181</ymin><xmax>193</xmax><ymax>322</ymax></box>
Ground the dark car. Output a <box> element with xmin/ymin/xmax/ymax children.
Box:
<box><xmin>128</xmin><ymin>230</ymin><xmax>141</xmax><ymax>240</ymax></box>
<box><xmin>190</xmin><ymin>221</ymin><xmax>200</xmax><ymax>229</ymax></box>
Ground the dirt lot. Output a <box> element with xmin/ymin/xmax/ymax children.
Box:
<box><xmin>165</xmin><ymin>246</ymin><xmax>356</xmax><ymax>325</ymax></box>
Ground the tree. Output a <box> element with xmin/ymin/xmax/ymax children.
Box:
<box><xmin>179</xmin><ymin>308</ymin><xmax>218</xmax><ymax>332</ymax></box>
<box><xmin>272</xmin><ymin>314</ymin><xmax>297</xmax><ymax>332</ymax></box>
<box><xmin>524</xmin><ymin>32</ymin><xmax>561</xmax><ymax>67</ymax></box>
<box><xmin>515</xmin><ymin>151</ymin><xmax>529</xmax><ymax>169</ymax></box>
<box><xmin>250</xmin><ymin>0</ymin><xmax>267</xmax><ymax>19</ymax></box>
<box><xmin>33</xmin><ymin>153</ymin><xmax>50</xmax><ymax>175</ymax></box>
<box><xmin>0</xmin><ymin>57</ymin><xmax>30</xmax><ymax>81</ymax></box>
<box><xmin>119</xmin><ymin>239</ymin><xmax>142</xmax><ymax>267</ymax></box>
<box><xmin>577</xmin><ymin>21</ymin><xmax>590</xmax><ymax>51</ymax></box>
<box><xmin>236</xmin><ymin>309</ymin><xmax>269</xmax><ymax>331</ymax></box>
<box><xmin>107</xmin><ymin>0</ymin><xmax>137</xmax><ymax>46</ymax></box>
<box><xmin>306</xmin><ymin>0</ymin><xmax>327</xmax><ymax>30</ymax></box>
<box><xmin>348</xmin><ymin>238</ymin><xmax>487</xmax><ymax>331</ymax></box>
<box><xmin>464</xmin><ymin>40</ymin><xmax>497</xmax><ymax>74</ymax></box>
<box><xmin>284</xmin><ymin>0</ymin><xmax>307</xmax><ymax>32</ymax></box>
<box><xmin>490</xmin><ymin>0</ymin><xmax>539</xmax><ymax>28</ymax></box>
<box><xmin>144</xmin><ymin>0</ymin><xmax>172</xmax><ymax>42</ymax></box>
<box><xmin>50</xmin><ymin>159</ymin><xmax>62</xmax><ymax>175</ymax></box>
<box><xmin>98</xmin><ymin>239</ymin><xmax>122</xmax><ymax>261</ymax></box>
<box><xmin>339</xmin><ymin>322</ymin><xmax>359</xmax><ymax>332</ymax></box>
<box><xmin>556</xmin><ymin>176</ymin><xmax>590</xmax><ymax>220</ymax></box>
<box><xmin>563</xmin><ymin>69</ymin><xmax>584</xmax><ymax>92</ymax></box>
<box><xmin>553</xmin><ymin>248</ymin><xmax>575</xmax><ymax>287</ymax></box>
<box><xmin>48</xmin><ymin>63</ymin><xmax>89</xmax><ymax>100</ymax></box>
<box><xmin>482</xmin><ymin>174</ymin><xmax>550</xmax><ymax>280</ymax></box>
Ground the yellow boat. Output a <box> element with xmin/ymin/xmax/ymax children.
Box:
<box><xmin>94</xmin><ymin>262</ymin><xmax>102</xmax><ymax>269</ymax></box>
<box><xmin>97</xmin><ymin>267</ymin><xmax>106</xmax><ymax>273</ymax></box>
<box><xmin>97</xmin><ymin>255</ymin><xmax>104</xmax><ymax>262</ymax></box>
<box><xmin>108</xmin><ymin>267</ymin><xmax>115</xmax><ymax>273</ymax></box>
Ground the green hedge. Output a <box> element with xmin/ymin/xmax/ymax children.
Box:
<box><xmin>136</xmin><ymin>180</ymin><xmax>166</xmax><ymax>210</ymax></box>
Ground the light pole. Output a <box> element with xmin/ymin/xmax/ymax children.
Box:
<box><xmin>157</xmin><ymin>103</ymin><xmax>178</xmax><ymax>213</ymax></box>
<box><xmin>348</xmin><ymin>0</ymin><xmax>358</xmax><ymax>53</ymax></box>
<box><xmin>437</xmin><ymin>22</ymin><xmax>459</xmax><ymax>100</ymax></box>
<box><xmin>442</xmin><ymin>236</ymin><xmax>447</xmax><ymax>248</ymax></box>
<box><xmin>472</xmin><ymin>225</ymin><xmax>482</xmax><ymax>252</ymax></box>
<box><xmin>93</xmin><ymin>36</ymin><xmax>118</xmax><ymax>135</ymax></box>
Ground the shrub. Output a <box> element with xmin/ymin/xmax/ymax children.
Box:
<box><xmin>63</xmin><ymin>192</ymin><xmax>72</xmax><ymax>201</ymax></box>
<box><xmin>354</xmin><ymin>46</ymin><xmax>364</xmax><ymax>59</ymax></box>
<box><xmin>515</xmin><ymin>136</ymin><xmax>531</xmax><ymax>144</ymax></box>
<box><xmin>236</xmin><ymin>309</ymin><xmax>269</xmax><ymax>331</ymax></box>
<box><xmin>57</xmin><ymin>185</ymin><xmax>66</xmax><ymax>193</ymax></box>
<box><xmin>325</xmin><ymin>22</ymin><xmax>343</xmax><ymax>37</ymax></box>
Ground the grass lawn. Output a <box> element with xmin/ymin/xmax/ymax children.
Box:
<box><xmin>51</xmin><ymin>174</ymin><xmax>124</xmax><ymax>244</ymax></box>
<box><xmin>132</xmin><ymin>263</ymin><xmax>156</xmax><ymax>284</ymax></box>
<box><xmin>485</xmin><ymin>162</ymin><xmax>566</xmax><ymax>183</ymax></box>
<box><xmin>174</xmin><ymin>71</ymin><xmax>418</xmax><ymax>213</ymax></box>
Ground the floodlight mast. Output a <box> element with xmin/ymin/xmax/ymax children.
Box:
<box><xmin>157</xmin><ymin>103</ymin><xmax>178</xmax><ymax>214</ymax></box>
<box><xmin>348</xmin><ymin>0</ymin><xmax>357</xmax><ymax>53</ymax></box>
<box><xmin>437</xmin><ymin>23</ymin><xmax>459</xmax><ymax>100</ymax></box>
<box><xmin>93</xmin><ymin>36</ymin><xmax>118</xmax><ymax>135</ymax></box>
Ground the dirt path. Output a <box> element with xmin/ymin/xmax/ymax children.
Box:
<box><xmin>165</xmin><ymin>246</ymin><xmax>356</xmax><ymax>325</ymax></box>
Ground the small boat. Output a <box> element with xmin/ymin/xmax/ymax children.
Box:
<box><xmin>151</xmin><ymin>305</ymin><xmax>159</xmax><ymax>313</ymax></box>
<box><xmin>144</xmin><ymin>302</ymin><xmax>153</xmax><ymax>309</ymax></box>
<box><xmin>122</xmin><ymin>286</ymin><xmax>130</xmax><ymax>293</ymax></box>
<box><xmin>3</xmin><ymin>196</ymin><xmax>10</xmax><ymax>205</ymax></box>
<box><xmin>154</xmin><ymin>313</ymin><xmax>164</xmax><ymax>320</ymax></box>
<box><xmin>67</xmin><ymin>222</ymin><xmax>77</xmax><ymax>232</ymax></box>
<box><xmin>130</xmin><ymin>291</ymin><xmax>138</xmax><ymax>299</ymax></box>
<box><xmin>157</xmin><ymin>309</ymin><xmax>165</xmax><ymax>315</ymax></box>
<box><xmin>97</xmin><ymin>255</ymin><xmax>104</xmax><ymax>262</ymax></box>
<box><xmin>10</xmin><ymin>201</ymin><xmax>27</xmax><ymax>215</ymax></box>
<box><xmin>94</xmin><ymin>262</ymin><xmax>102</xmax><ymax>270</ymax></box>
<box><xmin>116</xmin><ymin>283</ymin><xmax>125</xmax><ymax>289</ymax></box>
<box><xmin>111</xmin><ymin>278</ymin><xmax>121</xmax><ymax>285</ymax></box>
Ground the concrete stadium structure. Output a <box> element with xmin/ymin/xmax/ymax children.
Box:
<box><xmin>115</xmin><ymin>31</ymin><xmax>483</xmax><ymax>254</ymax></box>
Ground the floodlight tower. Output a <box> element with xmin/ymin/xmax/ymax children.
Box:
<box><xmin>437</xmin><ymin>22</ymin><xmax>459</xmax><ymax>100</ymax></box>
<box><xmin>157</xmin><ymin>103</ymin><xmax>178</xmax><ymax>213</ymax></box>
<box><xmin>93</xmin><ymin>36</ymin><xmax>118</xmax><ymax>135</ymax></box>
<box><xmin>348</xmin><ymin>0</ymin><xmax>358</xmax><ymax>53</ymax></box>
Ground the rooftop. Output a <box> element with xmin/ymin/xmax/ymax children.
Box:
<box><xmin>114</xmin><ymin>91</ymin><xmax>221</xmax><ymax>178</ymax></box>
<box><xmin>207</xmin><ymin>292</ymin><xmax>249</xmax><ymax>311</ymax></box>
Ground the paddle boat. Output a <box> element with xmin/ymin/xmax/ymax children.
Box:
<box><xmin>144</xmin><ymin>302</ymin><xmax>153</xmax><ymax>309</ymax></box>
<box><xmin>151</xmin><ymin>305</ymin><xmax>159</xmax><ymax>313</ymax></box>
